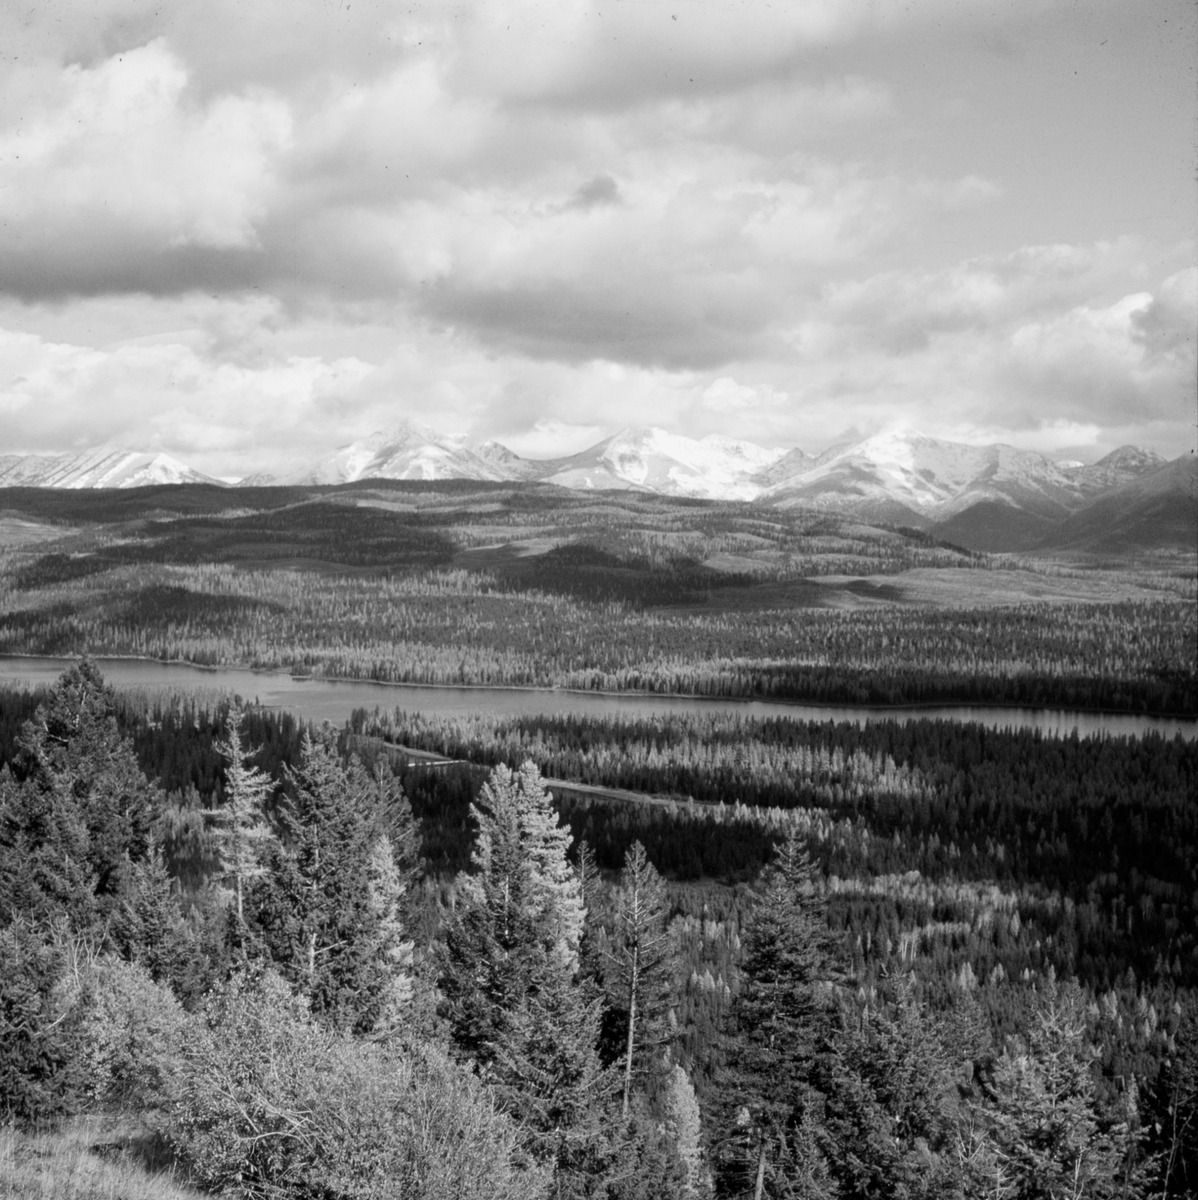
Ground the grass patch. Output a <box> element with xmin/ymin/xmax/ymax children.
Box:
<box><xmin>0</xmin><ymin>1116</ymin><xmax>204</xmax><ymax>1200</ymax></box>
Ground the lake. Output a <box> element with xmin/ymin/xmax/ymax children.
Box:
<box><xmin>0</xmin><ymin>655</ymin><xmax>1194</xmax><ymax>741</ymax></box>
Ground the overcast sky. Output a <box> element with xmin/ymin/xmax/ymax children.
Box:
<box><xmin>1</xmin><ymin>0</ymin><xmax>1195</xmax><ymax>479</ymax></box>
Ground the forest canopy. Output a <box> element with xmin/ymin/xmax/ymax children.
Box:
<box><xmin>2</xmin><ymin>661</ymin><xmax>1196</xmax><ymax>1198</ymax></box>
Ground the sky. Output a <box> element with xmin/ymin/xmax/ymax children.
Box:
<box><xmin>0</xmin><ymin>0</ymin><xmax>1195</xmax><ymax>480</ymax></box>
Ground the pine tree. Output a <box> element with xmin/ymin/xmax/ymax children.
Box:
<box><xmin>607</xmin><ymin>841</ymin><xmax>674</xmax><ymax>1118</ymax></box>
<box><xmin>0</xmin><ymin>659</ymin><xmax>159</xmax><ymax>935</ymax></box>
<box><xmin>477</xmin><ymin>761</ymin><xmax>585</xmax><ymax>970</ymax></box>
<box><xmin>982</xmin><ymin>971</ymin><xmax>1144</xmax><ymax>1200</ymax></box>
<box><xmin>248</xmin><ymin>732</ymin><xmax>414</xmax><ymax>1036</ymax></box>
<box><xmin>576</xmin><ymin>838</ymin><xmax>607</xmax><ymax>985</ymax></box>
<box><xmin>662</xmin><ymin>1062</ymin><xmax>709</xmax><ymax>1198</ymax></box>
<box><xmin>440</xmin><ymin>760</ymin><xmax>613</xmax><ymax>1194</ymax></box>
<box><xmin>821</xmin><ymin>973</ymin><xmax>964</xmax><ymax>1198</ymax></box>
<box><xmin>1149</xmin><ymin>996</ymin><xmax>1198</xmax><ymax>1197</ymax></box>
<box><xmin>109</xmin><ymin>846</ymin><xmax>196</xmax><ymax>989</ymax></box>
<box><xmin>210</xmin><ymin>708</ymin><xmax>273</xmax><ymax>936</ymax></box>
<box><xmin>715</xmin><ymin>829</ymin><xmax>841</xmax><ymax>1200</ymax></box>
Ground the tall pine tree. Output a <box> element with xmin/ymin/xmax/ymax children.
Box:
<box><xmin>440</xmin><ymin>760</ymin><xmax>612</xmax><ymax>1196</ymax></box>
<box><xmin>247</xmin><ymin>732</ymin><xmax>415</xmax><ymax>1037</ymax></box>
<box><xmin>607</xmin><ymin>841</ymin><xmax>674</xmax><ymax>1119</ymax></box>
<box><xmin>715</xmin><ymin>829</ymin><xmax>841</xmax><ymax>1200</ymax></box>
<box><xmin>210</xmin><ymin>708</ymin><xmax>273</xmax><ymax>941</ymax></box>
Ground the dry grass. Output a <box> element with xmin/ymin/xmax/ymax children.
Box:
<box><xmin>0</xmin><ymin>519</ymin><xmax>77</xmax><ymax>550</ymax></box>
<box><xmin>0</xmin><ymin>1116</ymin><xmax>205</xmax><ymax>1200</ymax></box>
<box><xmin>813</xmin><ymin>565</ymin><xmax>1190</xmax><ymax>607</ymax></box>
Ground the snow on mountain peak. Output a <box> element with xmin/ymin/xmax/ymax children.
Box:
<box><xmin>0</xmin><ymin>448</ymin><xmax>221</xmax><ymax>488</ymax></box>
<box><xmin>2</xmin><ymin>428</ymin><xmax>1176</xmax><ymax>523</ymax></box>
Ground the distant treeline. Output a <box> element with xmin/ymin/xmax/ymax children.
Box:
<box><xmin>2</xmin><ymin>562</ymin><xmax>1193</xmax><ymax>711</ymax></box>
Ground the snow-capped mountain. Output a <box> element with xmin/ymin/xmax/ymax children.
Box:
<box><xmin>760</xmin><ymin>431</ymin><xmax>1092</xmax><ymax>522</ymax></box>
<box><xmin>526</xmin><ymin>427</ymin><xmax>785</xmax><ymax>500</ymax></box>
<box><xmin>473</xmin><ymin>440</ymin><xmax>543</xmax><ymax>481</ymax></box>
<box><xmin>270</xmin><ymin>420</ymin><xmax>510</xmax><ymax>486</ymax></box>
<box><xmin>0</xmin><ymin>449</ymin><xmax>221</xmax><ymax>489</ymax></box>
<box><xmin>1063</xmin><ymin>445</ymin><xmax>1165</xmax><ymax>497</ymax></box>
<box><xmin>1</xmin><ymin>428</ymin><xmax>1176</xmax><ymax>555</ymax></box>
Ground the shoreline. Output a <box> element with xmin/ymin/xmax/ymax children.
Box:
<box><xmin>1</xmin><ymin>649</ymin><xmax>1194</xmax><ymax>725</ymax></box>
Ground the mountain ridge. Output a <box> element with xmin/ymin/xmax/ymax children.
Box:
<box><xmin>0</xmin><ymin>448</ymin><xmax>223</xmax><ymax>489</ymax></box>
<box><xmin>2</xmin><ymin>427</ymin><xmax>1187</xmax><ymax>553</ymax></box>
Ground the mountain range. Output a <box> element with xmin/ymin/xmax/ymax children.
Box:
<box><xmin>3</xmin><ymin>424</ymin><xmax>1193</xmax><ymax>554</ymax></box>
<box><xmin>0</xmin><ymin>448</ymin><xmax>221</xmax><ymax>489</ymax></box>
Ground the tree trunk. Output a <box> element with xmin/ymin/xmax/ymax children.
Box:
<box><xmin>622</xmin><ymin>944</ymin><xmax>639</xmax><ymax>1119</ymax></box>
<box><xmin>753</xmin><ymin>1139</ymin><xmax>767</xmax><ymax>1200</ymax></box>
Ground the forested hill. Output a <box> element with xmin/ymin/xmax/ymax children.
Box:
<box><xmin>2</xmin><ymin>481</ymin><xmax>1194</xmax><ymax>714</ymax></box>
<box><xmin>2</xmin><ymin>663</ymin><xmax>1196</xmax><ymax>1197</ymax></box>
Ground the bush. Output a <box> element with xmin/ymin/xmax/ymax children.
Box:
<box><xmin>168</xmin><ymin>969</ymin><xmax>549</xmax><ymax>1200</ymax></box>
<box><xmin>75</xmin><ymin>956</ymin><xmax>188</xmax><ymax>1112</ymax></box>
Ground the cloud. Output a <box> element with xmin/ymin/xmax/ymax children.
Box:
<box><xmin>0</xmin><ymin>0</ymin><xmax>1192</xmax><ymax>467</ymax></box>
<box><xmin>0</xmin><ymin>325</ymin><xmax>374</xmax><ymax>473</ymax></box>
<box><xmin>0</xmin><ymin>41</ymin><xmax>289</xmax><ymax>300</ymax></box>
<box><xmin>561</xmin><ymin>175</ymin><xmax>622</xmax><ymax>212</ymax></box>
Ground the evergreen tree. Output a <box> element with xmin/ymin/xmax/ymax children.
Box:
<box><xmin>476</xmin><ymin>760</ymin><xmax>585</xmax><ymax>970</ymax></box>
<box><xmin>607</xmin><ymin>841</ymin><xmax>674</xmax><ymax>1118</ymax></box>
<box><xmin>981</xmin><ymin>971</ymin><xmax>1144</xmax><ymax>1200</ymax></box>
<box><xmin>440</xmin><ymin>760</ymin><xmax>613</xmax><ymax>1194</ymax></box>
<box><xmin>821</xmin><ymin>974</ymin><xmax>964</xmax><ymax>1199</ymax></box>
<box><xmin>0</xmin><ymin>919</ymin><xmax>85</xmax><ymax>1125</ymax></box>
<box><xmin>109</xmin><ymin>846</ymin><xmax>196</xmax><ymax>990</ymax></box>
<box><xmin>1148</xmin><ymin>995</ymin><xmax>1198</xmax><ymax>1197</ymax></box>
<box><xmin>248</xmin><ymin>732</ymin><xmax>414</xmax><ymax>1036</ymax></box>
<box><xmin>662</xmin><ymin>1062</ymin><xmax>710</xmax><ymax>1198</ymax></box>
<box><xmin>210</xmin><ymin>708</ymin><xmax>273</xmax><ymax>938</ymax></box>
<box><xmin>0</xmin><ymin>659</ymin><xmax>159</xmax><ymax>935</ymax></box>
<box><xmin>715</xmin><ymin>829</ymin><xmax>841</xmax><ymax>1200</ymax></box>
<box><xmin>576</xmin><ymin>838</ymin><xmax>607</xmax><ymax>985</ymax></box>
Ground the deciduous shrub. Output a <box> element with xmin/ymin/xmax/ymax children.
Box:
<box><xmin>75</xmin><ymin>955</ymin><xmax>188</xmax><ymax>1112</ymax></box>
<box><xmin>168</xmin><ymin>969</ymin><xmax>548</xmax><ymax>1200</ymax></box>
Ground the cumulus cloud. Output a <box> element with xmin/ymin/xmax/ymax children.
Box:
<box><xmin>0</xmin><ymin>0</ymin><xmax>1192</xmax><ymax>466</ymax></box>
<box><xmin>0</xmin><ymin>42</ymin><xmax>290</xmax><ymax>299</ymax></box>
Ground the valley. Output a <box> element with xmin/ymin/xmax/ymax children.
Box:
<box><xmin>0</xmin><ymin>475</ymin><xmax>1194</xmax><ymax>1197</ymax></box>
<box><xmin>0</xmin><ymin>480</ymin><xmax>1193</xmax><ymax>714</ymax></box>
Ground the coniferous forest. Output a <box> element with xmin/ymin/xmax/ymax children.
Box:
<box><xmin>0</xmin><ymin>481</ymin><xmax>1196</xmax><ymax>1198</ymax></box>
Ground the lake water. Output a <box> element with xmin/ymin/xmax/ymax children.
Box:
<box><xmin>0</xmin><ymin>655</ymin><xmax>1194</xmax><ymax>741</ymax></box>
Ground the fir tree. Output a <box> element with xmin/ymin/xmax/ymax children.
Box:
<box><xmin>715</xmin><ymin>829</ymin><xmax>841</xmax><ymax>1200</ymax></box>
<box><xmin>248</xmin><ymin>732</ymin><xmax>415</xmax><ymax>1036</ymax></box>
<box><xmin>607</xmin><ymin>841</ymin><xmax>675</xmax><ymax>1118</ymax></box>
<box><xmin>475</xmin><ymin>760</ymin><xmax>585</xmax><ymax>970</ymax></box>
<box><xmin>821</xmin><ymin>974</ymin><xmax>964</xmax><ymax>1198</ymax></box>
<box><xmin>210</xmin><ymin>708</ymin><xmax>273</xmax><ymax>937</ymax></box>
<box><xmin>982</xmin><ymin>971</ymin><xmax>1145</xmax><ymax>1200</ymax></box>
<box><xmin>662</xmin><ymin>1062</ymin><xmax>710</xmax><ymax>1198</ymax></box>
<box><xmin>1149</xmin><ymin>996</ymin><xmax>1198</xmax><ymax>1197</ymax></box>
<box><xmin>0</xmin><ymin>659</ymin><xmax>159</xmax><ymax>935</ymax></box>
<box><xmin>441</xmin><ymin>760</ymin><xmax>613</xmax><ymax>1194</ymax></box>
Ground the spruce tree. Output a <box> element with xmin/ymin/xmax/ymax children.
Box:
<box><xmin>607</xmin><ymin>841</ymin><xmax>674</xmax><ymax>1118</ymax></box>
<box><xmin>982</xmin><ymin>971</ymin><xmax>1144</xmax><ymax>1200</ymax></box>
<box><xmin>821</xmin><ymin>974</ymin><xmax>964</xmax><ymax>1198</ymax></box>
<box><xmin>1149</xmin><ymin>996</ymin><xmax>1198</xmax><ymax>1197</ymax></box>
<box><xmin>210</xmin><ymin>708</ymin><xmax>273</xmax><ymax>938</ymax></box>
<box><xmin>0</xmin><ymin>659</ymin><xmax>159</xmax><ymax>935</ymax></box>
<box><xmin>440</xmin><ymin>760</ymin><xmax>613</xmax><ymax>1194</ymax></box>
<box><xmin>248</xmin><ymin>732</ymin><xmax>415</xmax><ymax>1036</ymax></box>
<box><xmin>662</xmin><ymin>1062</ymin><xmax>710</xmax><ymax>1198</ymax></box>
<box><xmin>715</xmin><ymin>829</ymin><xmax>841</xmax><ymax>1200</ymax></box>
